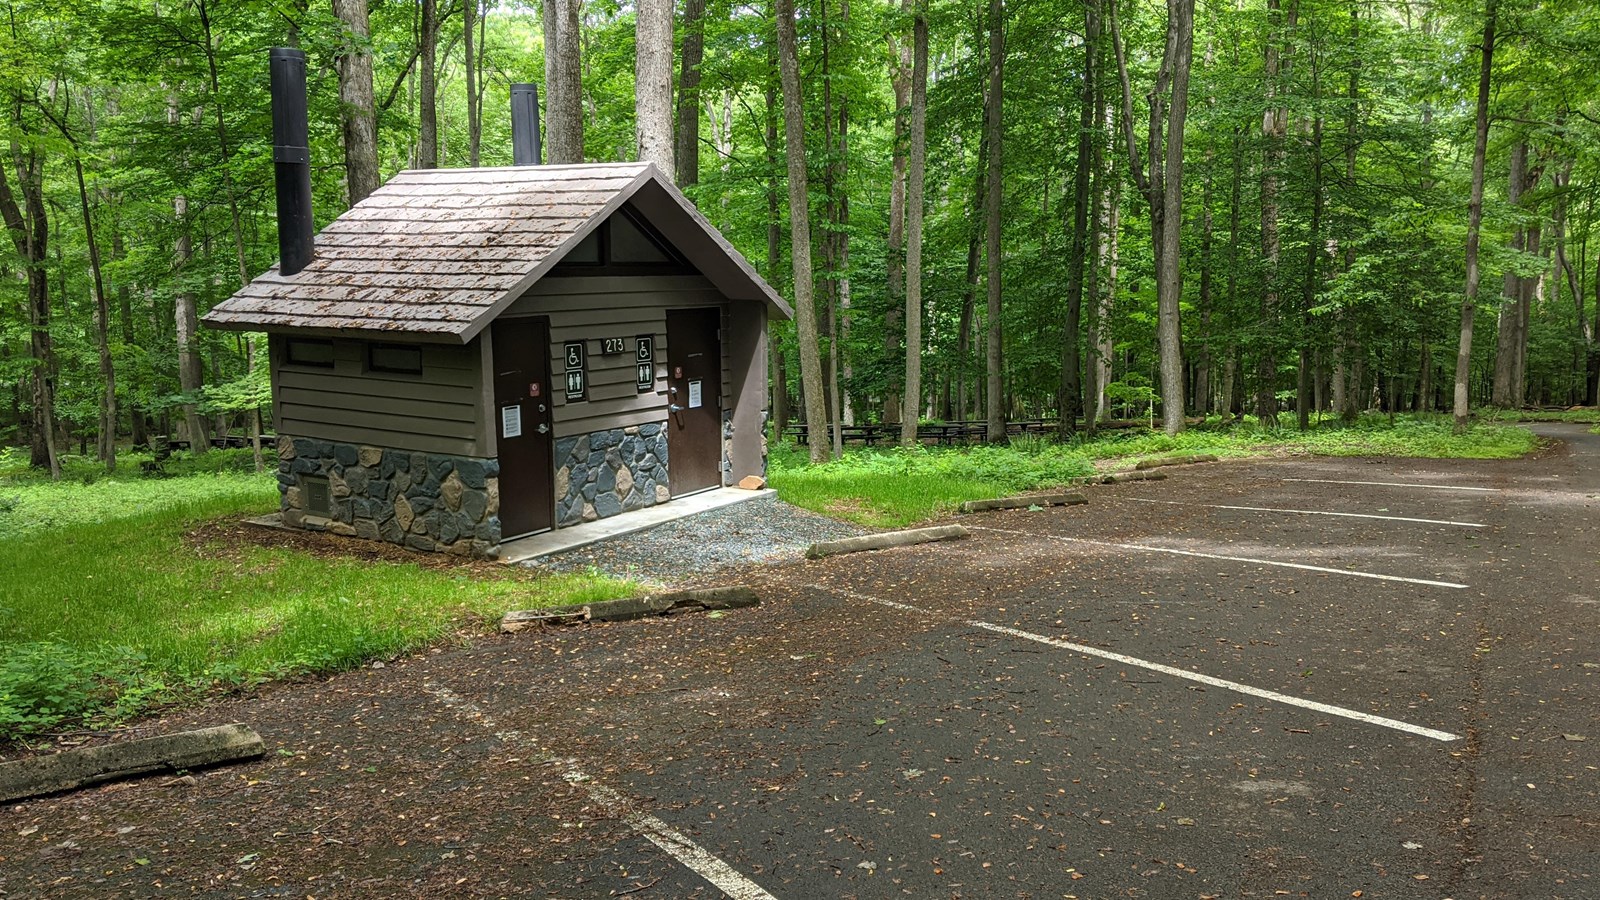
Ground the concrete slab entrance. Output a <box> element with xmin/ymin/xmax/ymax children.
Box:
<box><xmin>496</xmin><ymin>487</ymin><xmax>777</xmax><ymax>564</ymax></box>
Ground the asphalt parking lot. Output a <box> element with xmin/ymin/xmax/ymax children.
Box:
<box><xmin>2</xmin><ymin>424</ymin><xmax>1596</xmax><ymax>899</ymax></box>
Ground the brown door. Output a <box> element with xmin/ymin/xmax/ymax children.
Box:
<box><xmin>665</xmin><ymin>307</ymin><xmax>723</xmax><ymax>495</ymax></box>
<box><xmin>491</xmin><ymin>318</ymin><xmax>555</xmax><ymax>538</ymax></box>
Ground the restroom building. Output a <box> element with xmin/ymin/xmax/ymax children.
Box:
<box><xmin>203</xmin><ymin>161</ymin><xmax>790</xmax><ymax>557</ymax></box>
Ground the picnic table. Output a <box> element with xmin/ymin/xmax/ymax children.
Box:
<box><xmin>160</xmin><ymin>433</ymin><xmax>276</xmax><ymax>453</ymax></box>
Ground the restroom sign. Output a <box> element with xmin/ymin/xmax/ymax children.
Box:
<box><xmin>564</xmin><ymin>341</ymin><xmax>586</xmax><ymax>401</ymax></box>
<box><xmin>635</xmin><ymin>335</ymin><xmax>655</xmax><ymax>393</ymax></box>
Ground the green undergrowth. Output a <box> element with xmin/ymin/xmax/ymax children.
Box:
<box><xmin>1078</xmin><ymin>414</ymin><xmax>1538</xmax><ymax>464</ymax></box>
<box><xmin>769</xmin><ymin>414</ymin><xmax>1536</xmax><ymax>527</ymax></box>
<box><xmin>0</xmin><ymin>453</ymin><xmax>633</xmax><ymax>742</ymax></box>
<box><xmin>1479</xmin><ymin>407</ymin><xmax>1600</xmax><ymax>424</ymax></box>
<box><xmin>0</xmin><ymin>447</ymin><xmax>278</xmax><ymax>540</ymax></box>
<box><xmin>768</xmin><ymin>438</ymin><xmax>1095</xmax><ymax>528</ymax></box>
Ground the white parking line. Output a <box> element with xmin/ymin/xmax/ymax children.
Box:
<box><xmin>1283</xmin><ymin>478</ymin><xmax>1499</xmax><ymax>492</ymax></box>
<box><xmin>834</xmin><ymin>589</ymin><xmax>1462</xmax><ymax>743</ymax></box>
<box><xmin>966</xmin><ymin>622</ymin><xmax>1463</xmax><ymax>742</ymax></box>
<box><xmin>424</xmin><ymin>682</ymin><xmax>779</xmax><ymax>900</ymax></box>
<box><xmin>1128</xmin><ymin>497</ymin><xmax>1488</xmax><ymax>528</ymax></box>
<box><xmin>970</xmin><ymin>525</ymin><xmax>1469</xmax><ymax>589</ymax></box>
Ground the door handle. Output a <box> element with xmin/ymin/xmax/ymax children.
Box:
<box><xmin>668</xmin><ymin>403</ymin><xmax>685</xmax><ymax>414</ymax></box>
<box><xmin>537</xmin><ymin>423</ymin><xmax>549</xmax><ymax>434</ymax></box>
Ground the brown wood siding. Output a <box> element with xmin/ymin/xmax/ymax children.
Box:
<box><xmin>270</xmin><ymin>334</ymin><xmax>486</xmax><ymax>456</ymax></box>
<box><xmin>720</xmin><ymin>306</ymin><xmax>732</xmax><ymax>409</ymax></box>
<box><xmin>500</xmin><ymin>275</ymin><xmax>729</xmax><ymax>439</ymax></box>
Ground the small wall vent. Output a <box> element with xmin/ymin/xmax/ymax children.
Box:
<box><xmin>302</xmin><ymin>475</ymin><xmax>331</xmax><ymax>517</ymax></box>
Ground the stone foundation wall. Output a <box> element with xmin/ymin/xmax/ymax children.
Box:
<box><xmin>278</xmin><ymin>436</ymin><xmax>501</xmax><ymax>558</ymax></box>
<box><xmin>554</xmin><ymin>424</ymin><xmax>670</xmax><ymax>526</ymax></box>
<box><xmin>721</xmin><ymin>409</ymin><xmax>769</xmax><ymax>481</ymax></box>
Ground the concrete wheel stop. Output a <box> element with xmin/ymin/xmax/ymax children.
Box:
<box><xmin>1134</xmin><ymin>453</ymin><xmax>1219</xmax><ymax>470</ymax></box>
<box><xmin>960</xmin><ymin>491</ymin><xmax>1087</xmax><ymax>514</ymax></box>
<box><xmin>805</xmin><ymin>524</ymin><xmax>969</xmax><ymax>559</ymax></box>
<box><xmin>0</xmin><ymin>724</ymin><xmax>266</xmax><ymax>803</ymax></box>
<box><xmin>1096</xmin><ymin>469</ymin><xmax>1169</xmax><ymax>483</ymax></box>
<box><xmin>500</xmin><ymin>586</ymin><xmax>760</xmax><ymax>630</ymax></box>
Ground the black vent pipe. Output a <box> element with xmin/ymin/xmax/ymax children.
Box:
<box><xmin>511</xmin><ymin>83</ymin><xmax>542</xmax><ymax>166</ymax></box>
<box><xmin>270</xmin><ymin>47</ymin><xmax>315</xmax><ymax>276</ymax></box>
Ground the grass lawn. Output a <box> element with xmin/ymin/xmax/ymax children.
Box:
<box><xmin>1479</xmin><ymin>407</ymin><xmax>1600</xmax><ymax>424</ymax></box>
<box><xmin>1076</xmin><ymin>413</ymin><xmax>1539</xmax><ymax>463</ymax></box>
<box><xmin>0</xmin><ymin>449</ymin><xmax>633</xmax><ymax>741</ymax></box>
<box><xmin>768</xmin><ymin>439</ymin><xmax>1095</xmax><ymax>528</ymax></box>
<box><xmin>769</xmin><ymin>414</ymin><xmax>1538</xmax><ymax>528</ymax></box>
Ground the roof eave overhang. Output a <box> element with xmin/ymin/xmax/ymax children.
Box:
<box><xmin>203</xmin><ymin>318</ymin><xmax>470</xmax><ymax>344</ymax></box>
<box><xmin>202</xmin><ymin>162</ymin><xmax>793</xmax><ymax>344</ymax></box>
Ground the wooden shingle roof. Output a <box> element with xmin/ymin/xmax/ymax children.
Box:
<box><xmin>203</xmin><ymin>162</ymin><xmax>791</xmax><ymax>343</ymax></box>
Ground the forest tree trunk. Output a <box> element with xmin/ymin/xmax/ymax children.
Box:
<box><xmin>983</xmin><ymin>0</ymin><xmax>1006</xmax><ymax>443</ymax></box>
<box><xmin>1058</xmin><ymin>0</ymin><xmax>1098</xmax><ymax>438</ymax></box>
<box><xmin>418</xmin><ymin>0</ymin><xmax>438</xmax><ymax>167</ymax></box>
<box><xmin>776</xmin><ymin>0</ymin><xmax>830</xmax><ymax>462</ymax></box>
<box><xmin>334</xmin><ymin>0</ymin><xmax>381</xmax><ymax>202</ymax></box>
<box><xmin>675</xmin><ymin>0</ymin><xmax>706</xmax><ymax>185</ymax></box>
<box><xmin>1094</xmin><ymin>144</ymin><xmax>1119</xmax><ymax>423</ymax></box>
<box><xmin>1196</xmin><ymin>145</ymin><xmax>1213</xmax><ymax>416</ymax></box>
<box><xmin>464</xmin><ymin>0</ymin><xmax>480</xmax><ymax>166</ymax></box>
<box><xmin>1453</xmin><ymin>0</ymin><xmax>1497</xmax><ymax>430</ymax></box>
<box><xmin>545</xmin><ymin>0</ymin><xmax>584</xmax><ymax>163</ymax></box>
<box><xmin>72</xmin><ymin>154</ymin><xmax>117</xmax><ymax>470</ymax></box>
<box><xmin>636</xmin><ymin>0</ymin><xmax>675</xmax><ymax>178</ymax></box>
<box><xmin>885</xmin><ymin>7</ymin><xmax>912</xmax><ymax>427</ymax></box>
<box><xmin>1298</xmin><ymin>104</ymin><xmax>1323</xmax><ymax>431</ymax></box>
<box><xmin>1111</xmin><ymin>0</ymin><xmax>1193</xmax><ymax>435</ymax></box>
<box><xmin>901</xmin><ymin>2</ymin><xmax>928</xmax><ymax>446</ymax></box>
<box><xmin>0</xmin><ymin>124</ymin><xmax>59</xmax><ymax>476</ymax></box>
<box><xmin>1492</xmin><ymin>140</ymin><xmax>1530</xmax><ymax>408</ymax></box>
<box><xmin>1256</xmin><ymin>0</ymin><xmax>1295</xmax><ymax>427</ymax></box>
<box><xmin>764</xmin><ymin>62</ymin><xmax>787</xmax><ymax>437</ymax></box>
<box><xmin>173</xmin><ymin>194</ymin><xmax>206</xmax><ymax>451</ymax></box>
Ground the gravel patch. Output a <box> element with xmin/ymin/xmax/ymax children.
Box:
<box><xmin>534</xmin><ymin>495</ymin><xmax>867</xmax><ymax>586</ymax></box>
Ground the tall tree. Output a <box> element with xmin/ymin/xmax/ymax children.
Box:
<box><xmin>900</xmin><ymin>0</ymin><xmax>928</xmax><ymax>446</ymax></box>
<box><xmin>1058</xmin><ymin>0</ymin><xmax>1099</xmax><ymax>438</ymax></box>
<box><xmin>775</xmin><ymin>0</ymin><xmax>829</xmax><ymax>462</ymax></box>
<box><xmin>464</xmin><ymin>0</ymin><xmax>481</xmax><ymax>166</ymax></box>
<box><xmin>0</xmin><ymin>100</ymin><xmax>58</xmax><ymax>476</ymax></box>
<box><xmin>544</xmin><ymin>0</ymin><xmax>584</xmax><ymax>163</ymax></box>
<box><xmin>674</xmin><ymin>0</ymin><xmax>706</xmax><ymax>185</ymax></box>
<box><xmin>1492</xmin><ymin>138</ymin><xmax>1538</xmax><ymax>408</ymax></box>
<box><xmin>884</xmin><ymin>15</ymin><xmax>910</xmax><ymax>426</ymax></box>
<box><xmin>982</xmin><ymin>0</ymin><xmax>1006</xmax><ymax>442</ymax></box>
<box><xmin>166</xmin><ymin>91</ymin><xmax>206</xmax><ymax>451</ymax></box>
<box><xmin>635</xmin><ymin>0</ymin><xmax>674</xmax><ymax>178</ymax></box>
<box><xmin>418</xmin><ymin>0</ymin><xmax>439</xmax><ymax>167</ymax></box>
<box><xmin>1298</xmin><ymin>108</ymin><xmax>1323</xmax><ymax>429</ymax></box>
<box><xmin>1111</xmin><ymin>0</ymin><xmax>1195</xmax><ymax>434</ymax></box>
<box><xmin>1552</xmin><ymin>158</ymin><xmax>1596</xmax><ymax>403</ymax></box>
<box><xmin>1452</xmin><ymin>0</ymin><xmax>1498</xmax><ymax>430</ymax></box>
<box><xmin>1256</xmin><ymin>0</ymin><xmax>1296</xmax><ymax>427</ymax></box>
<box><xmin>333</xmin><ymin>0</ymin><xmax>380</xmax><ymax>201</ymax></box>
<box><xmin>1088</xmin><ymin>96</ymin><xmax>1118</xmax><ymax>426</ymax></box>
<box><xmin>764</xmin><ymin>48</ymin><xmax>787</xmax><ymax>436</ymax></box>
<box><xmin>40</xmin><ymin>93</ymin><xmax>116</xmax><ymax>469</ymax></box>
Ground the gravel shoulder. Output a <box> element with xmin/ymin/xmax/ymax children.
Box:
<box><xmin>532</xmin><ymin>494</ymin><xmax>868</xmax><ymax>586</ymax></box>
